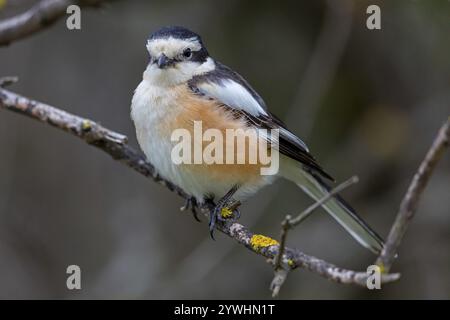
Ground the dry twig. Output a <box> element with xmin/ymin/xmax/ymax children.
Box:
<box><xmin>0</xmin><ymin>0</ymin><xmax>114</xmax><ymax>46</ymax></box>
<box><xmin>271</xmin><ymin>118</ymin><xmax>449</xmax><ymax>296</ymax></box>
<box><xmin>271</xmin><ymin>176</ymin><xmax>359</xmax><ymax>296</ymax></box>
<box><xmin>376</xmin><ymin>119</ymin><xmax>450</xmax><ymax>272</ymax></box>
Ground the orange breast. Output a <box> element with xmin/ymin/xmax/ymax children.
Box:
<box><xmin>161</xmin><ymin>85</ymin><xmax>268</xmax><ymax>185</ymax></box>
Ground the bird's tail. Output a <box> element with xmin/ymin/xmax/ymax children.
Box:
<box><xmin>280</xmin><ymin>161</ymin><xmax>384</xmax><ymax>254</ymax></box>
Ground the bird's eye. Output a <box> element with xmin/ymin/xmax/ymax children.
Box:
<box><xmin>182</xmin><ymin>48</ymin><xmax>192</xmax><ymax>58</ymax></box>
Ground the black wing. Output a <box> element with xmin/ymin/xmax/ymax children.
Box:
<box><xmin>188</xmin><ymin>62</ymin><xmax>334</xmax><ymax>181</ymax></box>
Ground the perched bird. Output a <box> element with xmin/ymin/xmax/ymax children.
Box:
<box><xmin>131</xmin><ymin>26</ymin><xmax>384</xmax><ymax>254</ymax></box>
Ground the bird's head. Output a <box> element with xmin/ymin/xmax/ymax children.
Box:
<box><xmin>144</xmin><ymin>26</ymin><xmax>215</xmax><ymax>86</ymax></box>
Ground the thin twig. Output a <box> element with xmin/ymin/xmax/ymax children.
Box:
<box><xmin>0</xmin><ymin>78</ymin><xmax>401</xmax><ymax>287</ymax></box>
<box><xmin>270</xmin><ymin>215</ymin><xmax>291</xmax><ymax>298</ymax></box>
<box><xmin>225</xmin><ymin>220</ymin><xmax>400</xmax><ymax>286</ymax></box>
<box><xmin>273</xmin><ymin>215</ymin><xmax>292</xmax><ymax>272</ymax></box>
<box><xmin>274</xmin><ymin>176</ymin><xmax>359</xmax><ymax>271</ymax></box>
<box><xmin>291</xmin><ymin>176</ymin><xmax>359</xmax><ymax>226</ymax></box>
<box><xmin>271</xmin><ymin>176</ymin><xmax>359</xmax><ymax>296</ymax></box>
<box><xmin>270</xmin><ymin>268</ymin><xmax>288</xmax><ymax>298</ymax></box>
<box><xmin>0</xmin><ymin>0</ymin><xmax>114</xmax><ymax>46</ymax></box>
<box><xmin>376</xmin><ymin>119</ymin><xmax>450</xmax><ymax>272</ymax></box>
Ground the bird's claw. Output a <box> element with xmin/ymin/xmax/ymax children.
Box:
<box><xmin>208</xmin><ymin>200</ymin><xmax>241</xmax><ymax>239</ymax></box>
<box><xmin>217</xmin><ymin>201</ymin><xmax>241</xmax><ymax>222</ymax></box>
<box><xmin>180</xmin><ymin>196</ymin><xmax>201</xmax><ymax>222</ymax></box>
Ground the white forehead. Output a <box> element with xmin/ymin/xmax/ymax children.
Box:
<box><xmin>146</xmin><ymin>37</ymin><xmax>201</xmax><ymax>58</ymax></box>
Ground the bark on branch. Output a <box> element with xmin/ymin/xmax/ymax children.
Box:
<box><xmin>376</xmin><ymin>118</ymin><xmax>450</xmax><ymax>271</ymax></box>
<box><xmin>0</xmin><ymin>0</ymin><xmax>114</xmax><ymax>46</ymax></box>
<box><xmin>271</xmin><ymin>117</ymin><xmax>449</xmax><ymax>295</ymax></box>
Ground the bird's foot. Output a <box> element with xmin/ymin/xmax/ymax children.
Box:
<box><xmin>208</xmin><ymin>199</ymin><xmax>241</xmax><ymax>239</ymax></box>
<box><xmin>180</xmin><ymin>196</ymin><xmax>201</xmax><ymax>222</ymax></box>
<box><xmin>217</xmin><ymin>200</ymin><xmax>241</xmax><ymax>222</ymax></box>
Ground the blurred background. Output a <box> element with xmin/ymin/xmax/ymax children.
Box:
<box><xmin>0</xmin><ymin>0</ymin><xmax>449</xmax><ymax>299</ymax></box>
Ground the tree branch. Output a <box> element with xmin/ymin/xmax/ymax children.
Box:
<box><xmin>0</xmin><ymin>78</ymin><xmax>402</xmax><ymax>288</ymax></box>
<box><xmin>271</xmin><ymin>176</ymin><xmax>359</xmax><ymax>296</ymax></box>
<box><xmin>376</xmin><ymin>119</ymin><xmax>450</xmax><ymax>272</ymax></box>
<box><xmin>0</xmin><ymin>0</ymin><xmax>114</xmax><ymax>46</ymax></box>
<box><xmin>270</xmin><ymin>118</ymin><xmax>449</xmax><ymax>296</ymax></box>
<box><xmin>2</xmin><ymin>78</ymin><xmax>447</xmax><ymax>293</ymax></box>
<box><xmin>0</xmin><ymin>77</ymin><xmax>188</xmax><ymax>200</ymax></box>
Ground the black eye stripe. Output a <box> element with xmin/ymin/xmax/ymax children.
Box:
<box><xmin>190</xmin><ymin>47</ymin><xmax>208</xmax><ymax>63</ymax></box>
<box><xmin>148</xmin><ymin>47</ymin><xmax>208</xmax><ymax>65</ymax></box>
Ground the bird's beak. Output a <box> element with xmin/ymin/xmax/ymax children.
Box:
<box><xmin>156</xmin><ymin>54</ymin><xmax>172</xmax><ymax>69</ymax></box>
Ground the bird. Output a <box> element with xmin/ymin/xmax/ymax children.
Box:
<box><xmin>131</xmin><ymin>26</ymin><xmax>384</xmax><ymax>254</ymax></box>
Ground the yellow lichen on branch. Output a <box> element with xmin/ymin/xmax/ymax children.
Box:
<box><xmin>250</xmin><ymin>234</ymin><xmax>279</xmax><ymax>252</ymax></box>
<box><xmin>220</xmin><ymin>207</ymin><xmax>233</xmax><ymax>218</ymax></box>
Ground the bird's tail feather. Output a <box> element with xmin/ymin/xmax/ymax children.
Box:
<box><xmin>281</xmin><ymin>163</ymin><xmax>384</xmax><ymax>254</ymax></box>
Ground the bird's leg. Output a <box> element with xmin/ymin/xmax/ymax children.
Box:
<box><xmin>207</xmin><ymin>185</ymin><xmax>240</xmax><ymax>238</ymax></box>
<box><xmin>180</xmin><ymin>196</ymin><xmax>201</xmax><ymax>222</ymax></box>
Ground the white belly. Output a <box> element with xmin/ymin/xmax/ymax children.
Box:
<box><xmin>130</xmin><ymin>79</ymin><xmax>275</xmax><ymax>202</ymax></box>
<box><xmin>131</xmin><ymin>80</ymin><xmax>187</xmax><ymax>192</ymax></box>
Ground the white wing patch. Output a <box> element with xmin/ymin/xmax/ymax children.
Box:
<box><xmin>194</xmin><ymin>75</ymin><xmax>310</xmax><ymax>153</ymax></box>
<box><xmin>195</xmin><ymin>78</ymin><xmax>309</xmax><ymax>152</ymax></box>
<box><xmin>197</xmin><ymin>79</ymin><xmax>268</xmax><ymax>116</ymax></box>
